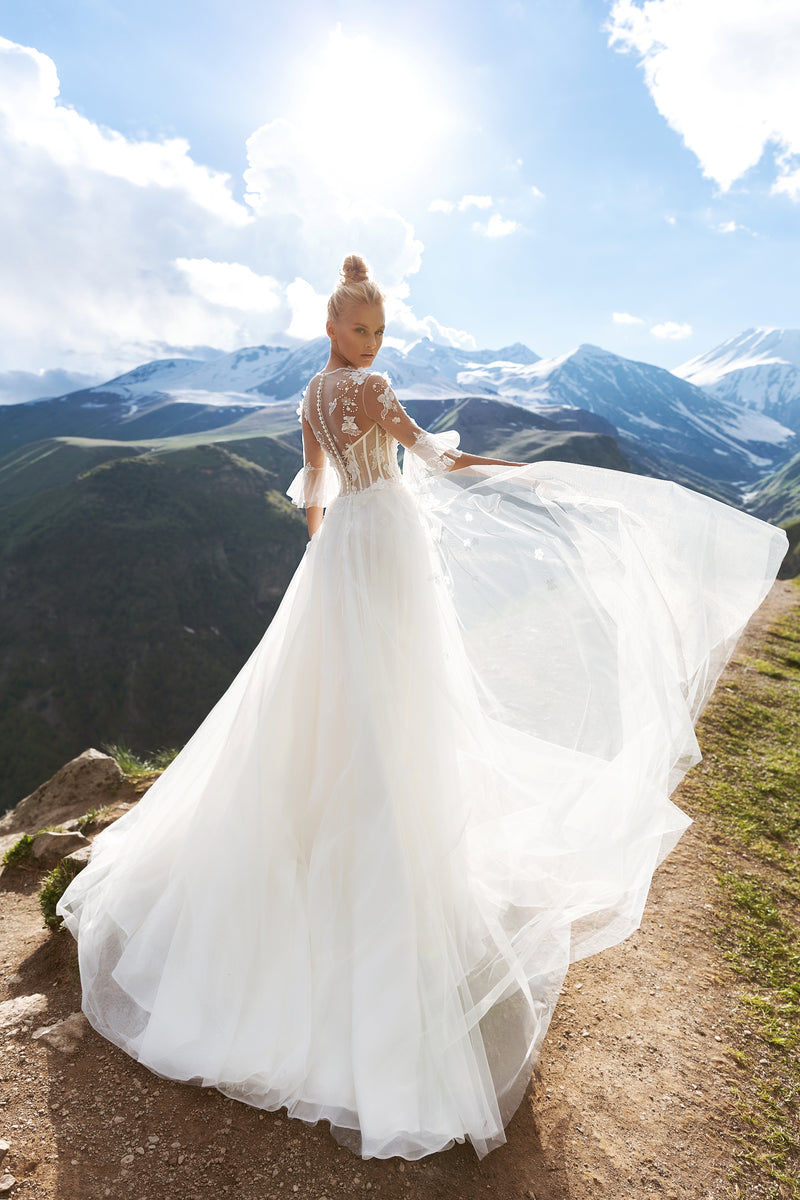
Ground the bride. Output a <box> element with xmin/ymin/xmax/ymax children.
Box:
<box><xmin>57</xmin><ymin>254</ymin><xmax>788</xmax><ymax>1162</ymax></box>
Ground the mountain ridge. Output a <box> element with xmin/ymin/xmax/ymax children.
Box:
<box><xmin>4</xmin><ymin>330</ymin><xmax>800</xmax><ymax>488</ymax></box>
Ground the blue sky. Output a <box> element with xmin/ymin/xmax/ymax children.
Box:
<box><xmin>1</xmin><ymin>0</ymin><xmax>798</xmax><ymax>394</ymax></box>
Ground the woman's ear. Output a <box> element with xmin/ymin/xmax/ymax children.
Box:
<box><xmin>326</xmin><ymin>319</ymin><xmax>335</xmax><ymax>342</ymax></box>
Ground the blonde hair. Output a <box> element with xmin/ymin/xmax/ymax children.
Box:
<box><xmin>327</xmin><ymin>254</ymin><xmax>385</xmax><ymax>322</ymax></box>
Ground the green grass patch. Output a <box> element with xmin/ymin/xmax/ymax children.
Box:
<box><xmin>2</xmin><ymin>832</ymin><xmax>34</xmax><ymax>865</ymax></box>
<box><xmin>1</xmin><ymin>823</ymin><xmax>73</xmax><ymax>866</ymax></box>
<box><xmin>75</xmin><ymin>804</ymin><xmax>115</xmax><ymax>833</ymax></box>
<box><xmin>103</xmin><ymin>741</ymin><xmax>179</xmax><ymax>781</ymax></box>
<box><xmin>38</xmin><ymin>857</ymin><xmax>84</xmax><ymax>931</ymax></box>
<box><xmin>680</xmin><ymin>581</ymin><xmax>800</xmax><ymax>1195</ymax></box>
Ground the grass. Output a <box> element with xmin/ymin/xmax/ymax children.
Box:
<box><xmin>2</xmin><ymin>832</ymin><xmax>34</xmax><ymax>865</ymax></box>
<box><xmin>38</xmin><ymin>858</ymin><xmax>84</xmax><ymax>931</ymax></box>
<box><xmin>103</xmin><ymin>741</ymin><xmax>179</xmax><ymax>781</ymax></box>
<box><xmin>75</xmin><ymin>804</ymin><xmax>116</xmax><ymax>833</ymax></box>
<box><xmin>1</xmin><ymin>823</ymin><xmax>73</xmax><ymax>866</ymax></box>
<box><xmin>680</xmin><ymin>580</ymin><xmax>800</xmax><ymax>1196</ymax></box>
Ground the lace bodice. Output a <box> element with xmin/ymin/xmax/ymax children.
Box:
<box><xmin>286</xmin><ymin>367</ymin><xmax>464</xmax><ymax>509</ymax></box>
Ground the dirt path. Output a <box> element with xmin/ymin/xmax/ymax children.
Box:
<box><xmin>1</xmin><ymin>581</ymin><xmax>797</xmax><ymax>1200</ymax></box>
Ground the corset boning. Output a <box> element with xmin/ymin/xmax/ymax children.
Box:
<box><xmin>330</xmin><ymin>423</ymin><xmax>403</xmax><ymax>495</ymax></box>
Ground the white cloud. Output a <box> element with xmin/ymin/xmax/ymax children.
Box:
<box><xmin>530</xmin><ymin>185</ymin><xmax>545</xmax><ymax>200</ymax></box>
<box><xmin>0</xmin><ymin>36</ymin><xmax>247</xmax><ymax>226</ymax></box>
<box><xmin>651</xmin><ymin>321</ymin><xmax>692</xmax><ymax>339</ymax></box>
<box><xmin>285</xmin><ymin>279</ymin><xmax>329</xmax><ymax>342</ymax></box>
<box><xmin>664</xmin><ymin>214</ymin><xmax>677</xmax><ymax>225</ymax></box>
<box><xmin>773</xmin><ymin>164</ymin><xmax>800</xmax><ymax>201</ymax></box>
<box><xmin>607</xmin><ymin>0</ymin><xmax>800</xmax><ymax>196</ymax></box>
<box><xmin>458</xmin><ymin>194</ymin><xmax>493</xmax><ymax>210</ymax></box>
<box><xmin>0</xmin><ymin>34</ymin><xmax>473</xmax><ymax>376</ymax></box>
<box><xmin>174</xmin><ymin>259</ymin><xmax>282</xmax><ymax>313</ymax></box>
<box><xmin>714</xmin><ymin>218</ymin><xmax>755</xmax><ymax>235</ymax></box>
<box><xmin>429</xmin><ymin>198</ymin><xmax>455</xmax><ymax>213</ymax></box>
<box><xmin>613</xmin><ymin>311</ymin><xmax>645</xmax><ymax>324</ymax></box>
<box><xmin>0</xmin><ymin>367</ymin><xmax>103</xmax><ymax>405</ymax></box>
<box><xmin>385</xmin><ymin>299</ymin><xmax>478</xmax><ymax>350</ymax></box>
<box><xmin>473</xmin><ymin>214</ymin><xmax>520</xmax><ymax>238</ymax></box>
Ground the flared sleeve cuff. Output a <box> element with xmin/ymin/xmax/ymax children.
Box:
<box><xmin>286</xmin><ymin>461</ymin><xmax>341</xmax><ymax>509</ymax></box>
<box><xmin>402</xmin><ymin>429</ymin><xmax>463</xmax><ymax>488</ymax></box>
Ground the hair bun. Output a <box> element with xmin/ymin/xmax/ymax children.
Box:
<box><xmin>340</xmin><ymin>254</ymin><xmax>369</xmax><ymax>285</ymax></box>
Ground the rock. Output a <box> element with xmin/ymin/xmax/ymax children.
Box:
<box><xmin>63</xmin><ymin>844</ymin><xmax>93</xmax><ymax>871</ymax></box>
<box><xmin>0</xmin><ymin>994</ymin><xmax>48</xmax><ymax>1030</ymax></box>
<box><xmin>31</xmin><ymin>1012</ymin><xmax>88</xmax><ymax>1054</ymax></box>
<box><xmin>30</xmin><ymin>831</ymin><xmax>89</xmax><ymax>863</ymax></box>
<box><xmin>0</xmin><ymin>833</ymin><xmax>22</xmax><ymax>860</ymax></box>
<box><xmin>0</xmin><ymin>1174</ymin><xmax>16</xmax><ymax>1194</ymax></box>
<box><xmin>0</xmin><ymin>749</ymin><xmax>123</xmax><ymax>839</ymax></box>
<box><xmin>0</xmin><ymin>1141</ymin><xmax>7</xmax><ymax>1163</ymax></box>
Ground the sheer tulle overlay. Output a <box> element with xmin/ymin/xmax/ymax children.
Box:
<box><xmin>58</xmin><ymin>367</ymin><xmax>787</xmax><ymax>1162</ymax></box>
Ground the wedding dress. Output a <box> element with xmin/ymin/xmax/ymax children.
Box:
<box><xmin>57</xmin><ymin>365</ymin><xmax>787</xmax><ymax>1162</ymax></box>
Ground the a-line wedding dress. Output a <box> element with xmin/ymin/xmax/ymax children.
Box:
<box><xmin>58</xmin><ymin>365</ymin><xmax>787</xmax><ymax>1161</ymax></box>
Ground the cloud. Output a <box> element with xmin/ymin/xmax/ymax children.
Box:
<box><xmin>428</xmin><ymin>194</ymin><xmax>494</xmax><ymax>213</ymax></box>
<box><xmin>651</xmin><ymin>321</ymin><xmax>692</xmax><ymax>339</ymax></box>
<box><xmin>175</xmin><ymin>259</ymin><xmax>283</xmax><ymax>314</ymax></box>
<box><xmin>0</xmin><ymin>34</ymin><xmax>472</xmax><ymax>376</ymax></box>
<box><xmin>458</xmin><ymin>194</ymin><xmax>493</xmax><ymax>210</ymax></box>
<box><xmin>606</xmin><ymin>0</ymin><xmax>800</xmax><ymax>197</ymax></box>
<box><xmin>530</xmin><ymin>185</ymin><xmax>545</xmax><ymax>200</ymax></box>
<box><xmin>613</xmin><ymin>311</ymin><xmax>645</xmax><ymax>324</ymax></box>
<box><xmin>0</xmin><ymin>36</ymin><xmax>246</xmax><ymax>226</ymax></box>
<box><xmin>473</xmin><ymin>214</ymin><xmax>520</xmax><ymax>238</ymax></box>
<box><xmin>0</xmin><ymin>367</ymin><xmax>104</xmax><ymax>406</ymax></box>
<box><xmin>714</xmin><ymin>218</ymin><xmax>755</xmax><ymax>234</ymax></box>
<box><xmin>385</xmin><ymin>300</ymin><xmax>478</xmax><ymax>350</ymax></box>
<box><xmin>664</xmin><ymin>214</ymin><xmax>677</xmax><ymax>225</ymax></box>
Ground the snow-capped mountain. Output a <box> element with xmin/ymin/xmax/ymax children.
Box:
<box><xmin>676</xmin><ymin>328</ymin><xmax>800</xmax><ymax>429</ymax></box>
<box><xmin>438</xmin><ymin>342</ymin><xmax>794</xmax><ymax>484</ymax></box>
<box><xmin>2</xmin><ymin>332</ymin><xmax>798</xmax><ymax>489</ymax></box>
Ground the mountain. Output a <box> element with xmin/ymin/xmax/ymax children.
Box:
<box><xmin>4</xmin><ymin>334</ymin><xmax>794</xmax><ymax>490</ymax></box>
<box><xmin>676</xmin><ymin>328</ymin><xmax>800</xmax><ymax>430</ymax></box>
<box><xmin>450</xmin><ymin>342</ymin><xmax>796</xmax><ymax>486</ymax></box>
<box><xmin>745</xmin><ymin>448</ymin><xmax>800</xmax><ymax>526</ymax></box>
<box><xmin>0</xmin><ymin>435</ymin><xmax>308</xmax><ymax>813</ymax></box>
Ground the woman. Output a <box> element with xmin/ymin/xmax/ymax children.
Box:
<box><xmin>58</xmin><ymin>254</ymin><xmax>788</xmax><ymax>1163</ymax></box>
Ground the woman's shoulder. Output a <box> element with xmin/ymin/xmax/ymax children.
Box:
<box><xmin>359</xmin><ymin>368</ymin><xmax>393</xmax><ymax>394</ymax></box>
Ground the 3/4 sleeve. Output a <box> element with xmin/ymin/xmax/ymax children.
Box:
<box><xmin>285</xmin><ymin>392</ymin><xmax>341</xmax><ymax>509</ymax></box>
<box><xmin>362</xmin><ymin>373</ymin><xmax>464</xmax><ymax>477</ymax></box>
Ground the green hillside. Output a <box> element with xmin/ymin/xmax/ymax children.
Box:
<box><xmin>748</xmin><ymin>450</ymin><xmax>800</xmax><ymax>525</ymax></box>
<box><xmin>0</xmin><ymin>439</ymin><xmax>308</xmax><ymax>812</ymax></box>
<box><xmin>777</xmin><ymin>518</ymin><xmax>800</xmax><ymax>579</ymax></box>
<box><xmin>0</xmin><ymin>438</ymin><xmax>144</xmax><ymax>509</ymax></box>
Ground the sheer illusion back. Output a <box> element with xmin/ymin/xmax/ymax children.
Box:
<box><xmin>291</xmin><ymin>366</ymin><xmax>464</xmax><ymax>509</ymax></box>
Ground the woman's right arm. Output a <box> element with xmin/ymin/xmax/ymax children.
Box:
<box><xmin>363</xmin><ymin>375</ymin><xmax>527</xmax><ymax>471</ymax></box>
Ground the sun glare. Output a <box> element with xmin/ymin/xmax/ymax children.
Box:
<box><xmin>291</xmin><ymin>24</ymin><xmax>452</xmax><ymax>199</ymax></box>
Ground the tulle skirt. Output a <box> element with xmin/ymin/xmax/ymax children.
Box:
<box><xmin>57</xmin><ymin>456</ymin><xmax>787</xmax><ymax>1161</ymax></box>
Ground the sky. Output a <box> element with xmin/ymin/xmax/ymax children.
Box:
<box><xmin>1</xmin><ymin>0</ymin><xmax>799</xmax><ymax>400</ymax></box>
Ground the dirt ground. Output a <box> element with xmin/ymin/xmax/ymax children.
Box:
<box><xmin>1</xmin><ymin>580</ymin><xmax>797</xmax><ymax>1200</ymax></box>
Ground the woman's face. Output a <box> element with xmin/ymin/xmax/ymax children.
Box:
<box><xmin>327</xmin><ymin>302</ymin><xmax>385</xmax><ymax>369</ymax></box>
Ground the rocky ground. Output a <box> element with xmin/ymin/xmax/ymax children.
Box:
<box><xmin>1</xmin><ymin>580</ymin><xmax>797</xmax><ymax>1200</ymax></box>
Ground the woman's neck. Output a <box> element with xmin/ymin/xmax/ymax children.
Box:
<box><xmin>322</xmin><ymin>350</ymin><xmax>377</xmax><ymax>373</ymax></box>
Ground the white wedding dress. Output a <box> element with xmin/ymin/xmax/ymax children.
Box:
<box><xmin>58</xmin><ymin>365</ymin><xmax>787</xmax><ymax>1161</ymax></box>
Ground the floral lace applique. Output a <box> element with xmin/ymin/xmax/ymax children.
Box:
<box><xmin>371</xmin><ymin>376</ymin><xmax>404</xmax><ymax>424</ymax></box>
